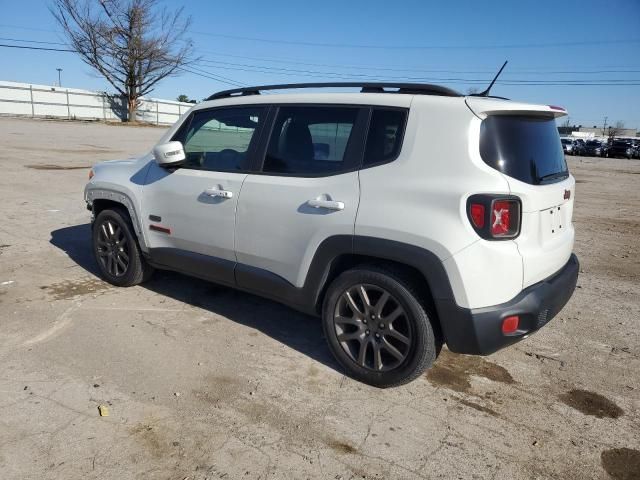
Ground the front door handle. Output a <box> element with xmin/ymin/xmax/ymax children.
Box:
<box><xmin>204</xmin><ymin>188</ymin><xmax>233</xmax><ymax>199</ymax></box>
<box><xmin>307</xmin><ymin>199</ymin><xmax>345</xmax><ymax>211</ymax></box>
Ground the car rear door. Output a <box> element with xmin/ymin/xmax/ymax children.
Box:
<box><xmin>234</xmin><ymin>104</ymin><xmax>368</xmax><ymax>298</ymax></box>
<box><xmin>141</xmin><ymin>105</ymin><xmax>267</xmax><ymax>284</ymax></box>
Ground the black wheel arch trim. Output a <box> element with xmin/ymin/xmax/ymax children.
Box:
<box><xmin>87</xmin><ymin>188</ymin><xmax>148</xmax><ymax>251</ymax></box>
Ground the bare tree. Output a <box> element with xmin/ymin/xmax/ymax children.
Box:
<box><xmin>608</xmin><ymin>121</ymin><xmax>625</xmax><ymax>141</ymax></box>
<box><xmin>51</xmin><ymin>0</ymin><xmax>197</xmax><ymax>121</ymax></box>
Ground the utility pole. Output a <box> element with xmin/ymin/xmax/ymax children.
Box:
<box><xmin>56</xmin><ymin>68</ymin><xmax>63</xmax><ymax>87</ymax></box>
<box><xmin>602</xmin><ymin>116</ymin><xmax>608</xmax><ymax>137</ymax></box>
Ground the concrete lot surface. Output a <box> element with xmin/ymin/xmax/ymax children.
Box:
<box><xmin>0</xmin><ymin>117</ymin><xmax>638</xmax><ymax>480</ymax></box>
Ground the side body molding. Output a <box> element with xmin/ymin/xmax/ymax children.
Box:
<box><xmin>144</xmin><ymin>235</ymin><xmax>457</xmax><ymax>324</ymax></box>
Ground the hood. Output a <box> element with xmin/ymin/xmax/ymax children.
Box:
<box><xmin>93</xmin><ymin>153</ymin><xmax>151</xmax><ymax>171</ymax></box>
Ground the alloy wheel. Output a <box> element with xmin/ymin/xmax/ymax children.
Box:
<box><xmin>333</xmin><ymin>284</ymin><xmax>413</xmax><ymax>371</ymax></box>
<box><xmin>96</xmin><ymin>219</ymin><xmax>130</xmax><ymax>277</ymax></box>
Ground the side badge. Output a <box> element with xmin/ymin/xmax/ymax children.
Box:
<box><xmin>563</xmin><ymin>189</ymin><xmax>571</xmax><ymax>200</ymax></box>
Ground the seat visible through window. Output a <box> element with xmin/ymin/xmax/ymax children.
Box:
<box><xmin>263</xmin><ymin>106</ymin><xmax>359</xmax><ymax>175</ymax></box>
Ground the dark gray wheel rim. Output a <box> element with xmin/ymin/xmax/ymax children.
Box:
<box><xmin>333</xmin><ymin>284</ymin><xmax>413</xmax><ymax>372</ymax></box>
<box><xmin>96</xmin><ymin>219</ymin><xmax>129</xmax><ymax>277</ymax></box>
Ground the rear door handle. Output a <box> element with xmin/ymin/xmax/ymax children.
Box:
<box><xmin>204</xmin><ymin>188</ymin><xmax>233</xmax><ymax>199</ymax></box>
<box><xmin>307</xmin><ymin>199</ymin><xmax>345</xmax><ymax>211</ymax></box>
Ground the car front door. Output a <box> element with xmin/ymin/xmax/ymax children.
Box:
<box><xmin>141</xmin><ymin>105</ymin><xmax>266</xmax><ymax>284</ymax></box>
<box><xmin>235</xmin><ymin>105</ymin><xmax>368</xmax><ymax>299</ymax></box>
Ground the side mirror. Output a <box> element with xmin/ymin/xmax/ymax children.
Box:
<box><xmin>153</xmin><ymin>141</ymin><xmax>185</xmax><ymax>167</ymax></box>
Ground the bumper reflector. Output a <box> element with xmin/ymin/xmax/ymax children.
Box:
<box><xmin>502</xmin><ymin>315</ymin><xmax>520</xmax><ymax>335</ymax></box>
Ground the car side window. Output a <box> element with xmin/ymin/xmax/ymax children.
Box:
<box><xmin>363</xmin><ymin>108</ymin><xmax>408</xmax><ymax>167</ymax></box>
<box><xmin>262</xmin><ymin>106</ymin><xmax>359</xmax><ymax>175</ymax></box>
<box><xmin>178</xmin><ymin>107</ymin><xmax>265</xmax><ymax>172</ymax></box>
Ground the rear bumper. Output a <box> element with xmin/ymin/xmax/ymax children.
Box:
<box><xmin>436</xmin><ymin>254</ymin><xmax>579</xmax><ymax>355</ymax></box>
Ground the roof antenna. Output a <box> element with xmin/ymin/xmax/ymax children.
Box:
<box><xmin>474</xmin><ymin>60</ymin><xmax>508</xmax><ymax>97</ymax></box>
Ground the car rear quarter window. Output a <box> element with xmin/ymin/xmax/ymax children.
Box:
<box><xmin>363</xmin><ymin>108</ymin><xmax>408</xmax><ymax>167</ymax></box>
<box><xmin>480</xmin><ymin>115</ymin><xmax>568</xmax><ymax>185</ymax></box>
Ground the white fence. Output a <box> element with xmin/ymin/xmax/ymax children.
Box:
<box><xmin>0</xmin><ymin>80</ymin><xmax>193</xmax><ymax>125</ymax></box>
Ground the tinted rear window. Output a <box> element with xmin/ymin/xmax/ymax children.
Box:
<box><xmin>480</xmin><ymin>115</ymin><xmax>568</xmax><ymax>185</ymax></box>
<box><xmin>363</xmin><ymin>108</ymin><xmax>407</xmax><ymax>167</ymax></box>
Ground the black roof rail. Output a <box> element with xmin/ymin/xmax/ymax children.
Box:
<box><xmin>206</xmin><ymin>82</ymin><xmax>461</xmax><ymax>101</ymax></box>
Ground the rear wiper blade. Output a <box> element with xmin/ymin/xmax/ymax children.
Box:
<box><xmin>538</xmin><ymin>171</ymin><xmax>569</xmax><ymax>182</ymax></box>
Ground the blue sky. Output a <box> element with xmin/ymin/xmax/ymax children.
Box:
<box><xmin>1</xmin><ymin>0</ymin><xmax>639</xmax><ymax>128</ymax></box>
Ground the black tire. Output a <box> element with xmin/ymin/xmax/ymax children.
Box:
<box><xmin>322</xmin><ymin>266</ymin><xmax>440</xmax><ymax>388</ymax></box>
<box><xmin>92</xmin><ymin>208</ymin><xmax>154</xmax><ymax>287</ymax></box>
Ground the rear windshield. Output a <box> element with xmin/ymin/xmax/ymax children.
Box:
<box><xmin>480</xmin><ymin>115</ymin><xmax>568</xmax><ymax>185</ymax></box>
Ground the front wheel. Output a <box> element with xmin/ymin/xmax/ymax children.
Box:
<box><xmin>92</xmin><ymin>208</ymin><xmax>154</xmax><ymax>286</ymax></box>
<box><xmin>322</xmin><ymin>267</ymin><xmax>440</xmax><ymax>388</ymax></box>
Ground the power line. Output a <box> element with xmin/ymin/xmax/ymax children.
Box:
<box><xmin>197</xmin><ymin>58</ymin><xmax>640</xmax><ymax>83</ymax></box>
<box><xmin>190</xmin><ymin>30</ymin><xmax>640</xmax><ymax>50</ymax></box>
<box><xmin>199</xmin><ymin>51</ymin><xmax>640</xmax><ymax>75</ymax></box>
<box><xmin>3</xmin><ymin>32</ymin><xmax>640</xmax><ymax>75</ymax></box>
<box><xmin>0</xmin><ymin>43</ymin><xmax>246</xmax><ymax>88</ymax></box>
<box><xmin>177</xmin><ymin>67</ymin><xmax>245</xmax><ymax>88</ymax></box>
<box><xmin>4</xmin><ymin>22</ymin><xmax>638</xmax><ymax>50</ymax></box>
<box><xmin>1</xmin><ymin>42</ymin><xmax>639</xmax><ymax>87</ymax></box>
<box><xmin>0</xmin><ymin>36</ymin><xmax>67</xmax><ymax>45</ymax></box>
<box><xmin>0</xmin><ymin>43</ymin><xmax>74</xmax><ymax>52</ymax></box>
<box><xmin>181</xmin><ymin>65</ymin><xmax>247</xmax><ymax>87</ymax></box>
<box><xmin>194</xmin><ymin>61</ymin><xmax>640</xmax><ymax>85</ymax></box>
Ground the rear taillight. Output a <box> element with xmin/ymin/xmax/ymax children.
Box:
<box><xmin>467</xmin><ymin>195</ymin><xmax>521</xmax><ymax>240</ymax></box>
<box><xmin>491</xmin><ymin>199</ymin><xmax>519</xmax><ymax>237</ymax></box>
<box><xmin>470</xmin><ymin>204</ymin><xmax>485</xmax><ymax>228</ymax></box>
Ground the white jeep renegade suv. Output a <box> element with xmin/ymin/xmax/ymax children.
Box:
<box><xmin>85</xmin><ymin>82</ymin><xmax>579</xmax><ymax>387</ymax></box>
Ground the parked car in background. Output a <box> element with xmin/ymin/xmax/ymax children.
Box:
<box><xmin>561</xmin><ymin>138</ymin><xmax>575</xmax><ymax>155</ymax></box>
<box><xmin>609</xmin><ymin>139</ymin><xmax>636</xmax><ymax>159</ymax></box>
<box><xmin>583</xmin><ymin>140</ymin><xmax>604</xmax><ymax>157</ymax></box>
<box><xmin>572</xmin><ymin>139</ymin><xmax>586</xmax><ymax>156</ymax></box>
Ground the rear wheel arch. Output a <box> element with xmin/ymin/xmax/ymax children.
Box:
<box><xmin>321</xmin><ymin>263</ymin><xmax>440</xmax><ymax>387</ymax></box>
<box><xmin>310</xmin><ymin>237</ymin><xmax>452</xmax><ymax>340</ymax></box>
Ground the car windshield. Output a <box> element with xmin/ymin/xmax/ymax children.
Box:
<box><xmin>480</xmin><ymin>115</ymin><xmax>568</xmax><ymax>185</ymax></box>
<box><xmin>586</xmin><ymin>141</ymin><xmax>600</xmax><ymax>146</ymax></box>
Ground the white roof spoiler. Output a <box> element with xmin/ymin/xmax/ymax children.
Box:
<box><xmin>465</xmin><ymin>96</ymin><xmax>568</xmax><ymax>119</ymax></box>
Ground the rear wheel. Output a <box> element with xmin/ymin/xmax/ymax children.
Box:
<box><xmin>92</xmin><ymin>208</ymin><xmax>154</xmax><ymax>286</ymax></box>
<box><xmin>322</xmin><ymin>267</ymin><xmax>439</xmax><ymax>387</ymax></box>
